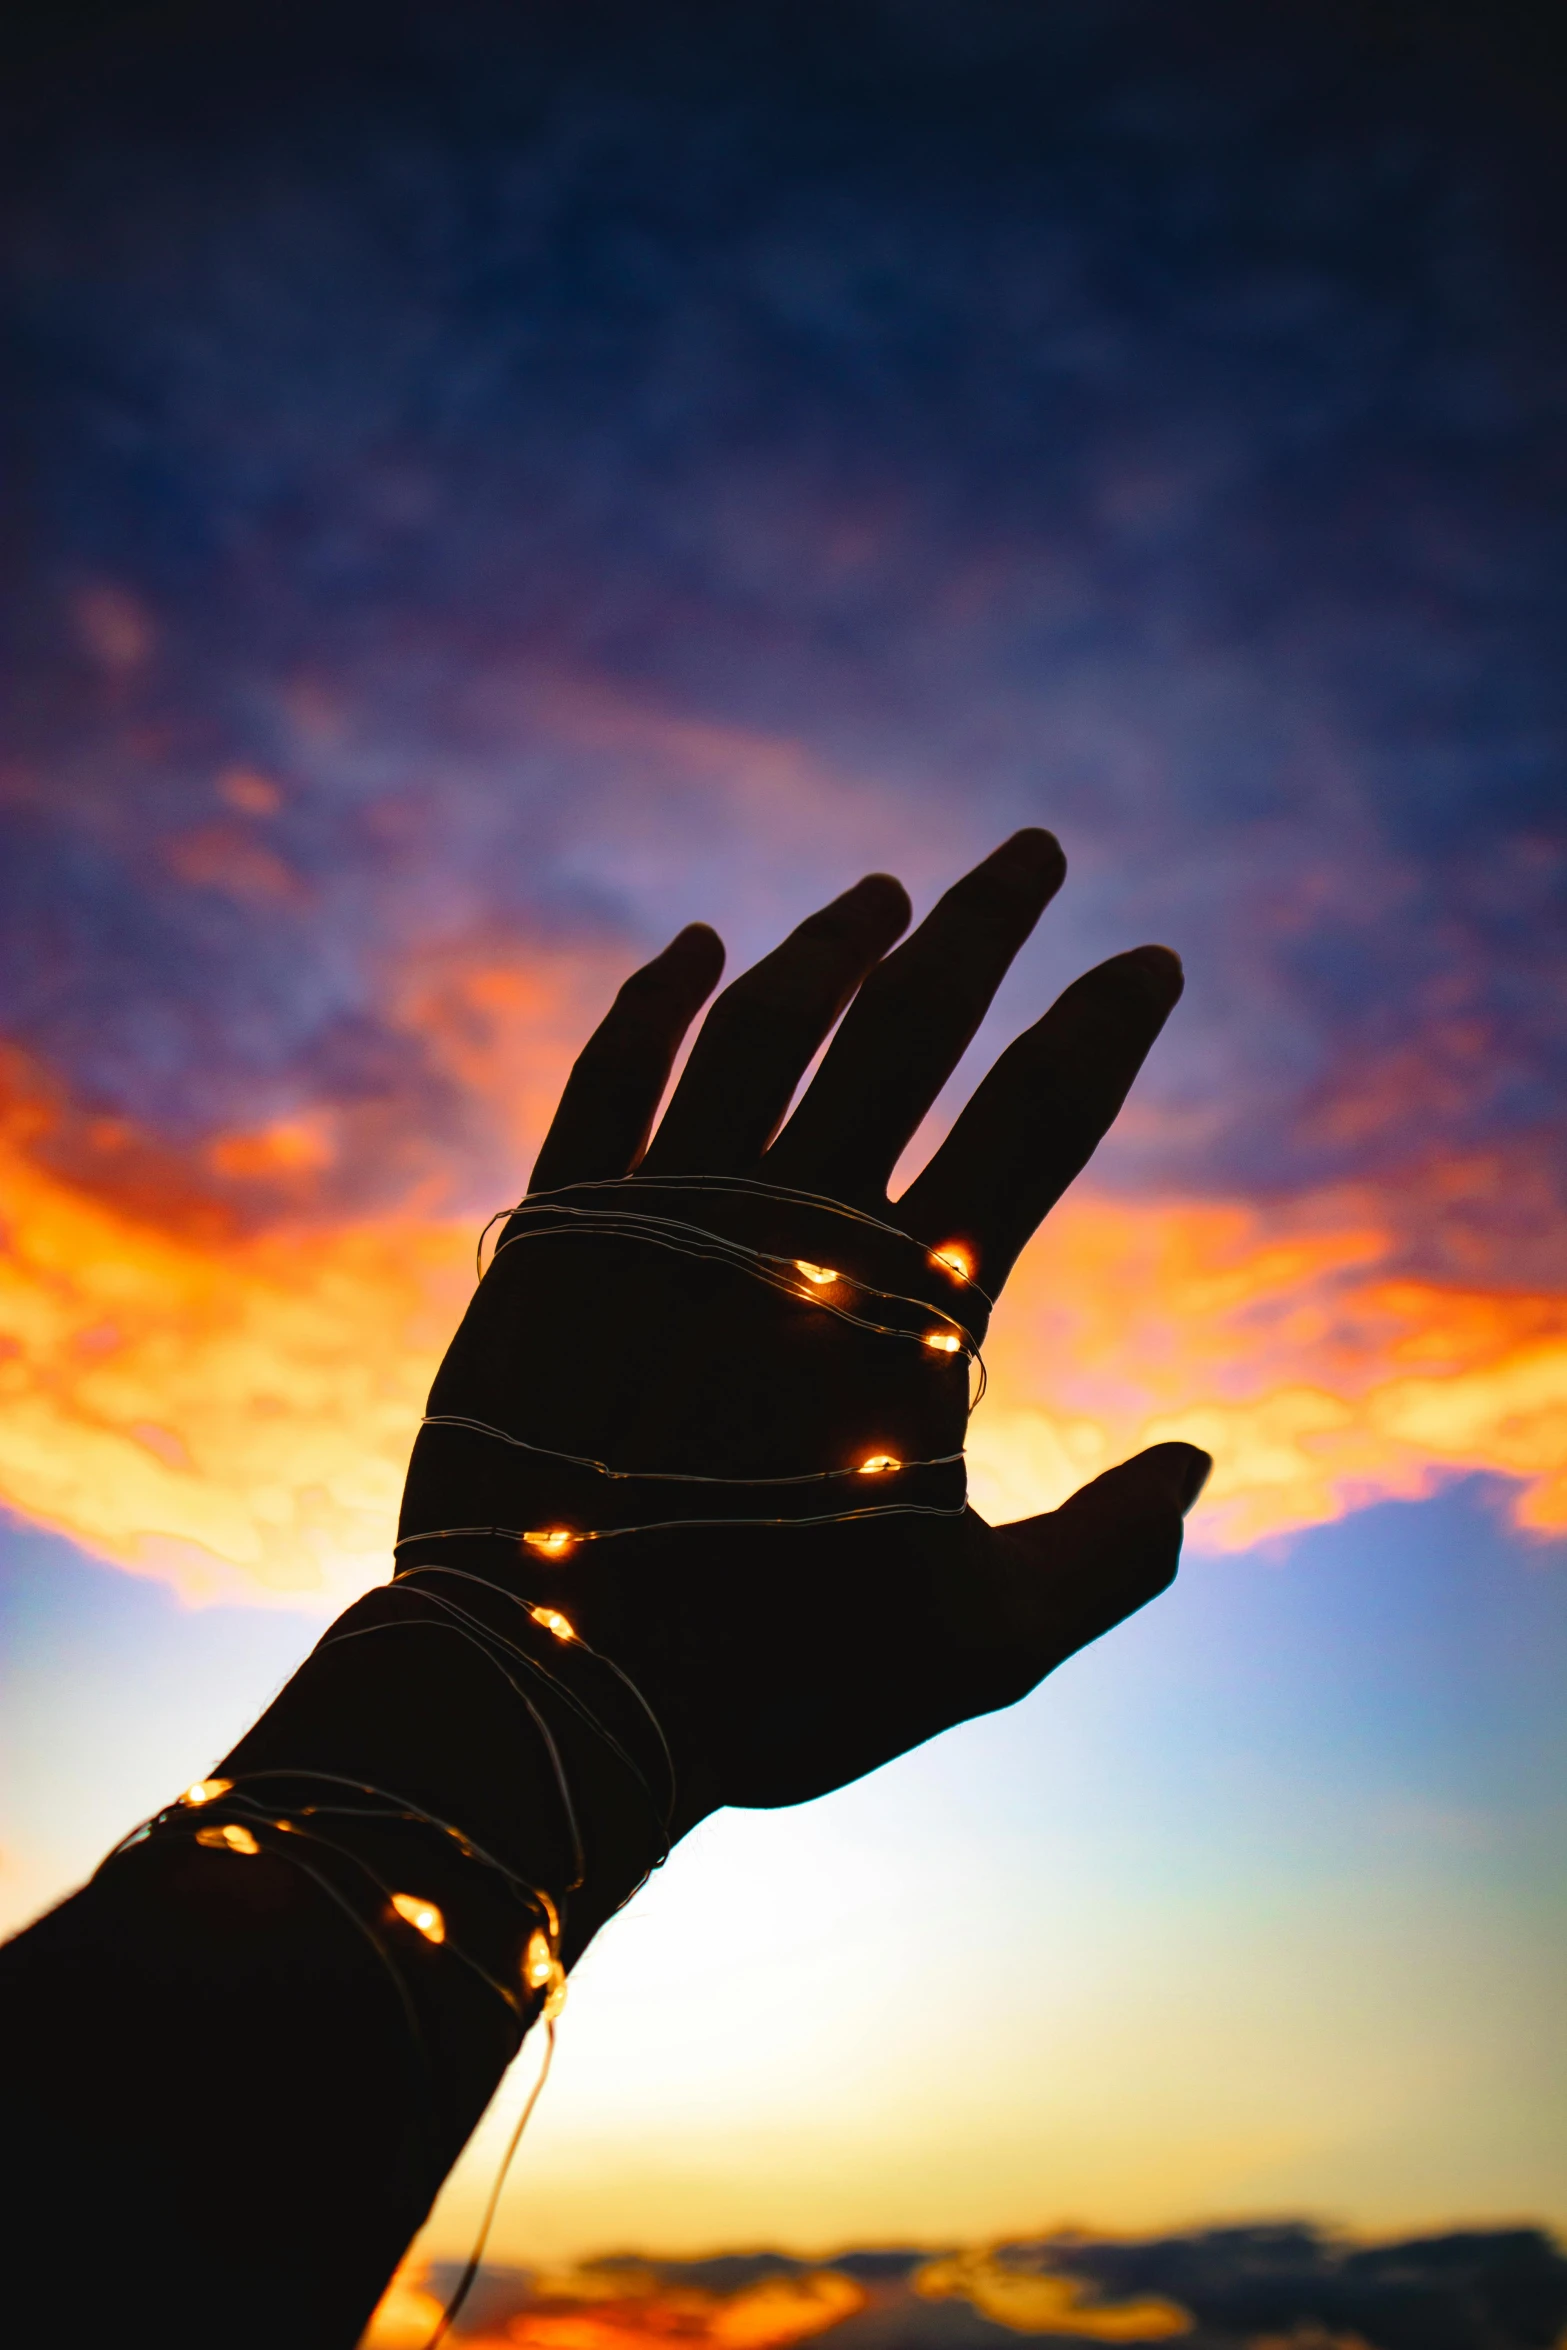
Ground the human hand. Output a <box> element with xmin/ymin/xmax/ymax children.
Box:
<box><xmin>398</xmin><ymin>832</ymin><xmax>1210</xmax><ymax>1834</ymax></box>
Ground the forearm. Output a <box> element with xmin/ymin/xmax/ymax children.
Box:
<box><xmin>0</xmin><ymin>1578</ymin><xmax>666</xmax><ymax>2349</ymax></box>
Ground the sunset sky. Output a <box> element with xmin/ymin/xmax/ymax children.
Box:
<box><xmin>1</xmin><ymin>0</ymin><xmax>1564</xmax><ymax>2283</ymax></box>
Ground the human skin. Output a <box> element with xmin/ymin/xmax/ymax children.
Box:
<box><xmin>0</xmin><ymin>832</ymin><xmax>1209</xmax><ymax>2349</ymax></box>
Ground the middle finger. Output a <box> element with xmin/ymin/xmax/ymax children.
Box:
<box><xmin>763</xmin><ymin>829</ymin><xmax>1065</xmax><ymax>1201</ymax></box>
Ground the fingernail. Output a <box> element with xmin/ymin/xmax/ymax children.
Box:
<box><xmin>1177</xmin><ymin>1447</ymin><xmax>1212</xmax><ymax>1512</ymax></box>
<box><xmin>665</xmin><ymin>924</ymin><xmax>725</xmax><ymax>981</ymax></box>
<box><xmin>992</xmin><ymin>828</ymin><xmax>1067</xmax><ymax>891</ymax></box>
<box><xmin>1122</xmin><ymin>943</ymin><xmax>1184</xmax><ymax>1004</ymax></box>
<box><xmin>848</xmin><ymin>872</ymin><xmax>914</xmax><ymax>927</ymax></box>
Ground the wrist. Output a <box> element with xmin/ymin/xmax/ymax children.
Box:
<box><xmin>218</xmin><ymin>1575</ymin><xmax>670</xmax><ymax>1970</ymax></box>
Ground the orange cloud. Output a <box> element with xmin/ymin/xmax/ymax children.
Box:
<box><xmin>164</xmin><ymin>820</ymin><xmax>309</xmax><ymax>905</ymax></box>
<box><xmin>0</xmin><ymin>1008</ymin><xmax>1563</xmax><ymax>1603</ymax></box>
<box><xmin>363</xmin><ymin>2264</ymin><xmax>864</xmax><ymax>2350</ymax></box>
<box><xmin>969</xmin><ymin>1192</ymin><xmax>1567</xmax><ymax>1546</ymax></box>
<box><xmin>0</xmin><ymin>1062</ymin><xmax>465</xmax><ymax>1604</ymax></box>
<box><xmin>0</xmin><ymin>935</ymin><xmax>643</xmax><ymax>1603</ymax></box>
<box><xmin>916</xmin><ymin>2246</ymin><xmax>1191</xmax><ymax>2339</ymax></box>
<box><xmin>387</xmin><ymin>936</ymin><xmax>629</xmax><ymax>1178</ymax></box>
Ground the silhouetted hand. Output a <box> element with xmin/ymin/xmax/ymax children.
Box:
<box><xmin>399</xmin><ymin>832</ymin><xmax>1210</xmax><ymax>1834</ymax></box>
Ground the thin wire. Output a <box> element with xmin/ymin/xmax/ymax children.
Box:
<box><xmin>231</xmin><ymin>1801</ymin><xmax>529</xmax><ymax>2027</ymax></box>
<box><xmin>495</xmin><ymin>1177</ymin><xmax>987</xmax><ymax>1337</ymax></box>
<box><xmin>395</xmin><ymin>1499</ymin><xmax>967</xmax><ymax>1555</ymax></box>
<box><xmin>484</xmin><ymin>1172</ymin><xmax>997</xmax><ymax>1312</ymax></box>
<box><xmin>201</xmin><ymin>1765</ymin><xmax>560</xmax><ymax>1912</ymax></box>
<box><xmin>418</xmin><ymin>1410</ymin><xmax>965</xmax><ymax>1487</ymax></box>
<box><xmin>106</xmin><ymin>1804</ymin><xmax>448</xmax><ymax>2206</ymax></box>
<box><xmin>492</xmin><ymin>1206</ymin><xmax>983</xmax><ymax>1361</ymax></box>
<box><xmin>475</xmin><ymin>1205</ymin><xmax>511</xmax><ymax>1279</ymax></box>
<box><xmin>345</xmin><ymin>1583</ymin><xmax>672</xmax><ymax>1857</ymax></box>
<box><xmin>320</xmin><ymin>1614</ymin><xmax>589</xmax><ymax>1893</ymax></box>
<box><xmin>396</xmin><ymin>1565</ymin><xmax>678</xmax><ymax>1846</ymax></box>
<box><xmin>404</xmin><ymin>1178</ymin><xmax>985</xmax><ymax>1563</ymax></box>
<box><xmin>422</xmin><ymin>2016</ymin><xmax>558</xmax><ymax>2350</ymax></box>
<box><xmin>117</xmin><ymin>1782</ymin><xmax>542</xmax><ymax>2038</ymax></box>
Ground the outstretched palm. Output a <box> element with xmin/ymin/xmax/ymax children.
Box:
<box><xmin>399</xmin><ymin>832</ymin><xmax>1208</xmax><ymax>1831</ymax></box>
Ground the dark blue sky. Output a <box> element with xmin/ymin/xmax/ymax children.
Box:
<box><xmin>2</xmin><ymin>0</ymin><xmax>1563</xmax><ymax>1260</ymax></box>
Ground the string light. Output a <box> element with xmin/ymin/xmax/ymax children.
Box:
<box><xmin>387</xmin><ymin>1568</ymin><xmax>674</xmax><ymax>1857</ymax></box>
<box><xmin>399</xmin><ymin>1179</ymin><xmax>987</xmax><ymax>1569</ymax></box>
<box><xmin>180</xmin><ymin>1776</ymin><xmax>233</xmax><ymax>1807</ymax></box>
<box><xmin>483</xmin><ymin>1171</ymin><xmax>995</xmax><ymax>1305</ymax></box>
<box><xmin>417</xmin><ymin>1411</ymin><xmax>964</xmax><ymax>1491</ymax></box>
<box><xmin>400</xmin><ymin>1496</ymin><xmax>970</xmax><ymax>1558</ymax></box>
<box><xmin>521</xmin><ymin>1928</ymin><xmax>568</xmax><ymax>2018</ymax></box>
<box><xmin>490</xmin><ymin>1182</ymin><xmax>987</xmax><ymax>1361</ymax></box>
<box><xmin>390</xmin><ymin>1892</ymin><xmax>447</xmax><ymax>1945</ymax></box>
<box><xmin>528</xmin><ymin>1605</ymin><xmax>577</xmax><ymax>1643</ymax></box>
<box><xmin>145</xmin><ymin>1178</ymin><xmax>989</xmax><ymax>2345</ymax></box>
<box><xmin>522</xmin><ymin>1529</ymin><xmax>576</xmax><ymax>1557</ymax></box>
<box><xmin>187</xmin><ymin>1173</ymin><xmax>980</xmax><ymax>2350</ymax></box>
<box><xmin>195</xmin><ymin>1820</ymin><xmax>259</xmax><ymax>1855</ymax></box>
<box><xmin>109</xmin><ymin>1757</ymin><xmax>581</xmax><ymax>2350</ymax></box>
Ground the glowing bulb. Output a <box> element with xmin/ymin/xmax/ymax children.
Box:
<box><xmin>930</xmin><ymin>1243</ymin><xmax>973</xmax><ymax>1282</ymax></box>
<box><xmin>523</xmin><ymin>1929</ymin><xmax>555</xmax><ymax>1990</ymax></box>
<box><xmin>523</xmin><ymin>1529</ymin><xmax>576</xmax><ymax>1558</ymax></box>
<box><xmin>924</xmin><ymin>1331</ymin><xmax>963</xmax><ymax>1354</ymax></box>
<box><xmin>195</xmin><ymin>1821</ymin><xmax>259</xmax><ymax>1855</ymax></box>
<box><xmin>529</xmin><ymin>1605</ymin><xmax>577</xmax><ymax>1642</ymax></box>
<box><xmin>542</xmin><ymin>1963</ymin><xmax>568</xmax><ymax>2020</ymax></box>
<box><xmin>390</xmin><ymin>1892</ymin><xmax>447</xmax><ymax>1944</ymax></box>
<box><xmin>793</xmin><ymin>1260</ymin><xmax>839</xmax><ymax>1286</ymax></box>
<box><xmin>858</xmin><ymin>1454</ymin><xmax>903</xmax><ymax>1475</ymax></box>
<box><xmin>181</xmin><ymin>1776</ymin><xmax>234</xmax><ymax>1808</ymax></box>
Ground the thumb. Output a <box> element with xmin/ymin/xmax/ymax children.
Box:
<box><xmin>997</xmin><ymin>1440</ymin><xmax>1212</xmax><ymax>1673</ymax></box>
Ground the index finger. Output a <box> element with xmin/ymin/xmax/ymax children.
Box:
<box><xmin>528</xmin><ymin>923</ymin><xmax>726</xmax><ymax>1192</ymax></box>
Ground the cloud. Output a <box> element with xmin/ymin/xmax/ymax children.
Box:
<box><xmin>365</xmin><ymin>2260</ymin><xmax>865</xmax><ymax>2350</ymax></box>
<box><xmin>916</xmin><ymin>2247</ymin><xmax>1191</xmax><ymax>2339</ymax></box>
<box><xmin>360</xmin><ymin>2225</ymin><xmax>1567</xmax><ymax>2350</ymax></box>
<box><xmin>969</xmin><ymin>1188</ymin><xmax>1567</xmax><ymax>1545</ymax></box>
